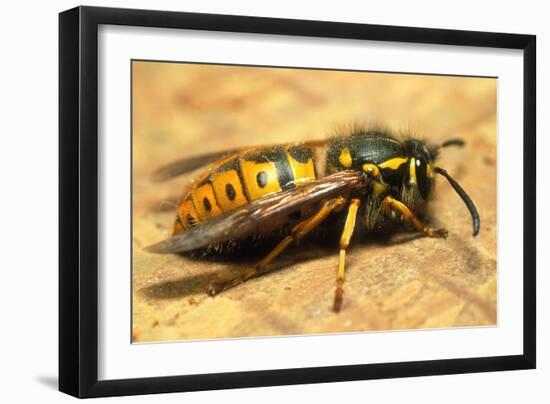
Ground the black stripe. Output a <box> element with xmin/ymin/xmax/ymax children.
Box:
<box><xmin>287</xmin><ymin>145</ymin><xmax>313</xmax><ymax>163</ymax></box>
<box><xmin>277</xmin><ymin>151</ymin><xmax>296</xmax><ymax>190</ymax></box>
<box><xmin>235</xmin><ymin>157</ymin><xmax>250</xmax><ymax>201</ymax></box>
<box><xmin>218</xmin><ymin>157</ymin><xmax>239</xmax><ymax>172</ymax></box>
<box><xmin>196</xmin><ymin>174</ymin><xmax>211</xmax><ymax>187</ymax></box>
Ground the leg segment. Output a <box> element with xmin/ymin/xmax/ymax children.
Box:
<box><xmin>206</xmin><ymin>197</ymin><xmax>346</xmax><ymax>296</ymax></box>
<box><xmin>333</xmin><ymin>198</ymin><xmax>361</xmax><ymax>312</ymax></box>
<box><xmin>381</xmin><ymin>195</ymin><xmax>448</xmax><ymax>238</ymax></box>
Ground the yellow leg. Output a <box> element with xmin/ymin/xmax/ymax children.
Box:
<box><xmin>333</xmin><ymin>198</ymin><xmax>361</xmax><ymax>312</ymax></box>
<box><xmin>206</xmin><ymin>197</ymin><xmax>346</xmax><ymax>296</ymax></box>
<box><xmin>381</xmin><ymin>195</ymin><xmax>447</xmax><ymax>238</ymax></box>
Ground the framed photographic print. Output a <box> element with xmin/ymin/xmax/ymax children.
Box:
<box><xmin>59</xmin><ymin>6</ymin><xmax>536</xmax><ymax>398</ymax></box>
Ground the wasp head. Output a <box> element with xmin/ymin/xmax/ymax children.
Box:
<box><xmin>402</xmin><ymin>138</ymin><xmax>440</xmax><ymax>201</ymax></box>
<box><xmin>402</xmin><ymin>137</ymin><xmax>480</xmax><ymax>236</ymax></box>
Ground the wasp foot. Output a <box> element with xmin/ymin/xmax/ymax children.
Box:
<box><xmin>424</xmin><ymin>227</ymin><xmax>448</xmax><ymax>238</ymax></box>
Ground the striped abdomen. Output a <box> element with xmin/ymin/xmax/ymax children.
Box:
<box><xmin>173</xmin><ymin>144</ymin><xmax>317</xmax><ymax>235</ymax></box>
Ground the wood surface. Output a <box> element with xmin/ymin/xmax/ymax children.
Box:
<box><xmin>131</xmin><ymin>61</ymin><xmax>497</xmax><ymax>342</ymax></box>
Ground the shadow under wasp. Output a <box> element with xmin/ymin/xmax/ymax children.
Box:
<box><xmin>145</xmin><ymin>126</ymin><xmax>480</xmax><ymax>312</ymax></box>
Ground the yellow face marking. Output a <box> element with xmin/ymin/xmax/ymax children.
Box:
<box><xmin>427</xmin><ymin>163</ymin><xmax>432</xmax><ymax>177</ymax></box>
<box><xmin>177</xmin><ymin>198</ymin><xmax>200</xmax><ymax>230</ymax></box>
<box><xmin>379</xmin><ymin>157</ymin><xmax>408</xmax><ymax>170</ymax></box>
<box><xmin>286</xmin><ymin>150</ymin><xmax>316</xmax><ymax>186</ymax></box>
<box><xmin>240</xmin><ymin>158</ymin><xmax>281</xmax><ymax>201</ymax></box>
<box><xmin>409</xmin><ymin>158</ymin><xmax>417</xmax><ymax>185</ymax></box>
<box><xmin>338</xmin><ymin>147</ymin><xmax>353</xmax><ymax>168</ymax></box>
<box><xmin>362</xmin><ymin>163</ymin><xmax>380</xmax><ymax>177</ymax></box>
<box><xmin>191</xmin><ymin>183</ymin><xmax>223</xmax><ymax>220</ymax></box>
<box><xmin>211</xmin><ymin>169</ymin><xmax>248</xmax><ymax>212</ymax></box>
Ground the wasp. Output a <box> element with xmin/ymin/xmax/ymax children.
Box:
<box><xmin>145</xmin><ymin>127</ymin><xmax>480</xmax><ymax>312</ymax></box>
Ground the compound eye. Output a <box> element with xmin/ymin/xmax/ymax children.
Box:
<box><xmin>415</xmin><ymin>158</ymin><xmax>431</xmax><ymax>200</ymax></box>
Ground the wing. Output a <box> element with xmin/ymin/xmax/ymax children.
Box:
<box><xmin>150</xmin><ymin>149</ymin><xmax>241</xmax><ymax>182</ymax></box>
<box><xmin>150</xmin><ymin>140</ymin><xmax>328</xmax><ymax>182</ymax></box>
<box><xmin>144</xmin><ymin>170</ymin><xmax>363</xmax><ymax>254</ymax></box>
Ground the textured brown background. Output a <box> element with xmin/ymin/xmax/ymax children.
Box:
<box><xmin>132</xmin><ymin>61</ymin><xmax>497</xmax><ymax>343</ymax></box>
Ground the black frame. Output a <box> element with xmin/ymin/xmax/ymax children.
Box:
<box><xmin>59</xmin><ymin>6</ymin><xmax>536</xmax><ymax>398</ymax></box>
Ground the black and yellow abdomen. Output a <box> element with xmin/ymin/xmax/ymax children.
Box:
<box><xmin>173</xmin><ymin>144</ymin><xmax>317</xmax><ymax>235</ymax></box>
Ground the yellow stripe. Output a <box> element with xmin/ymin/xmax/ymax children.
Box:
<box><xmin>379</xmin><ymin>157</ymin><xmax>408</xmax><ymax>170</ymax></box>
<box><xmin>240</xmin><ymin>158</ymin><xmax>281</xmax><ymax>201</ymax></box>
<box><xmin>211</xmin><ymin>169</ymin><xmax>248</xmax><ymax>212</ymax></box>
<box><xmin>409</xmin><ymin>158</ymin><xmax>417</xmax><ymax>184</ymax></box>
<box><xmin>286</xmin><ymin>150</ymin><xmax>316</xmax><ymax>186</ymax></box>
<box><xmin>191</xmin><ymin>184</ymin><xmax>223</xmax><ymax>220</ymax></box>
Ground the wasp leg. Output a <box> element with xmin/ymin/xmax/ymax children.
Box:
<box><xmin>381</xmin><ymin>195</ymin><xmax>448</xmax><ymax>238</ymax></box>
<box><xmin>206</xmin><ymin>197</ymin><xmax>347</xmax><ymax>296</ymax></box>
<box><xmin>333</xmin><ymin>198</ymin><xmax>361</xmax><ymax>312</ymax></box>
